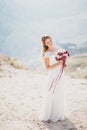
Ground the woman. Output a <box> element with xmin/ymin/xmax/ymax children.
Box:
<box><xmin>38</xmin><ymin>36</ymin><xmax>67</xmax><ymax>123</ymax></box>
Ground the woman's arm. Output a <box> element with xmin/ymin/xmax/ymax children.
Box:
<box><xmin>44</xmin><ymin>57</ymin><xmax>63</xmax><ymax>70</ymax></box>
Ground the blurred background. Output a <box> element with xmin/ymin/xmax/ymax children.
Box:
<box><xmin>0</xmin><ymin>0</ymin><xmax>87</xmax><ymax>78</ymax></box>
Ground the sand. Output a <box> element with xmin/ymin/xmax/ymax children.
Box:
<box><xmin>0</xmin><ymin>69</ymin><xmax>87</xmax><ymax>130</ymax></box>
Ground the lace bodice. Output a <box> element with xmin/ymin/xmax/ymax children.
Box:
<box><xmin>43</xmin><ymin>45</ymin><xmax>65</xmax><ymax>65</ymax></box>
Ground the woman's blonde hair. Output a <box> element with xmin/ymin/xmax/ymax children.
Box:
<box><xmin>41</xmin><ymin>35</ymin><xmax>52</xmax><ymax>60</ymax></box>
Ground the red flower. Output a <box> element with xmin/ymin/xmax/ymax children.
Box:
<box><xmin>57</xmin><ymin>52</ymin><xmax>63</xmax><ymax>56</ymax></box>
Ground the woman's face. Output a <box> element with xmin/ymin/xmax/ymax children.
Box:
<box><xmin>45</xmin><ymin>38</ymin><xmax>53</xmax><ymax>48</ymax></box>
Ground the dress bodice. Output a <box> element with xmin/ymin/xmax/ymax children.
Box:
<box><xmin>43</xmin><ymin>45</ymin><xmax>65</xmax><ymax>66</ymax></box>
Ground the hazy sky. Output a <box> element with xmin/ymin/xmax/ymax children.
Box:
<box><xmin>0</xmin><ymin>0</ymin><xmax>87</xmax><ymax>44</ymax></box>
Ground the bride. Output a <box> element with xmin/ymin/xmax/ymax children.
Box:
<box><xmin>38</xmin><ymin>36</ymin><xmax>67</xmax><ymax>123</ymax></box>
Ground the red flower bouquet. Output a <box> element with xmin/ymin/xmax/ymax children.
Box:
<box><xmin>55</xmin><ymin>50</ymin><xmax>70</xmax><ymax>67</ymax></box>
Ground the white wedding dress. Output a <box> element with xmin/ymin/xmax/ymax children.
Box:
<box><xmin>38</xmin><ymin>45</ymin><xmax>67</xmax><ymax>122</ymax></box>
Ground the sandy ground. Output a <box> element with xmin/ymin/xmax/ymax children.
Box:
<box><xmin>0</xmin><ymin>69</ymin><xmax>87</xmax><ymax>130</ymax></box>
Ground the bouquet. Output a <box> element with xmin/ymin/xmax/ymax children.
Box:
<box><xmin>48</xmin><ymin>50</ymin><xmax>70</xmax><ymax>94</ymax></box>
<box><xmin>55</xmin><ymin>50</ymin><xmax>70</xmax><ymax>67</ymax></box>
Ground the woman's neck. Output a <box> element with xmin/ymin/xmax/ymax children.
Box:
<box><xmin>48</xmin><ymin>46</ymin><xmax>55</xmax><ymax>51</ymax></box>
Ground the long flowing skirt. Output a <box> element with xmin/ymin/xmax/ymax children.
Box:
<box><xmin>38</xmin><ymin>65</ymin><xmax>67</xmax><ymax>122</ymax></box>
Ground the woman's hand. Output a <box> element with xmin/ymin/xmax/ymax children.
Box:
<box><xmin>59</xmin><ymin>60</ymin><xmax>64</xmax><ymax>64</ymax></box>
<box><xmin>56</xmin><ymin>61</ymin><xmax>63</xmax><ymax>66</ymax></box>
<box><xmin>59</xmin><ymin>60</ymin><xmax>67</xmax><ymax>67</ymax></box>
